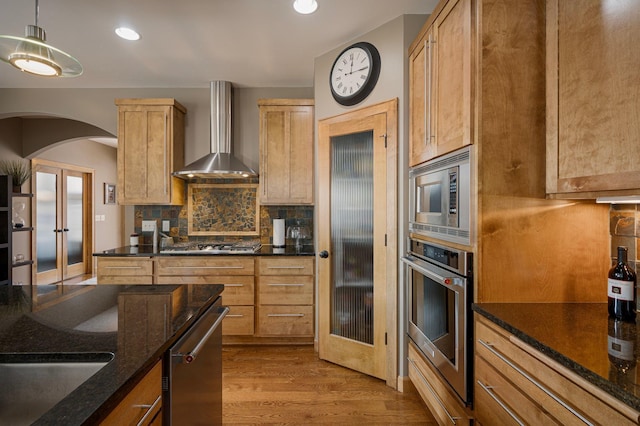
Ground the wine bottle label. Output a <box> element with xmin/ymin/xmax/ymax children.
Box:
<box><xmin>608</xmin><ymin>335</ymin><xmax>635</xmax><ymax>361</ymax></box>
<box><xmin>608</xmin><ymin>278</ymin><xmax>635</xmax><ymax>301</ymax></box>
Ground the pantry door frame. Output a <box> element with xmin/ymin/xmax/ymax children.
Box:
<box><xmin>317</xmin><ymin>99</ymin><xmax>398</xmax><ymax>388</ymax></box>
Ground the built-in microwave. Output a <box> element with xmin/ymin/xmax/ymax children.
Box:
<box><xmin>409</xmin><ymin>146</ymin><xmax>471</xmax><ymax>246</ymax></box>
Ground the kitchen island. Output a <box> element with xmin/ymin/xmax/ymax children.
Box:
<box><xmin>473</xmin><ymin>303</ymin><xmax>640</xmax><ymax>423</ymax></box>
<box><xmin>0</xmin><ymin>282</ymin><xmax>223</xmax><ymax>425</ymax></box>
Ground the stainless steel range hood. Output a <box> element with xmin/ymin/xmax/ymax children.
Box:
<box><xmin>173</xmin><ymin>81</ymin><xmax>257</xmax><ymax>179</ymax></box>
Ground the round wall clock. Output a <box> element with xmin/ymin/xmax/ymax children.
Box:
<box><xmin>329</xmin><ymin>41</ymin><xmax>381</xmax><ymax>106</ymax></box>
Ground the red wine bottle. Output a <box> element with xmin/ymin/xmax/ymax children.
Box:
<box><xmin>608</xmin><ymin>246</ymin><xmax>637</xmax><ymax>322</ymax></box>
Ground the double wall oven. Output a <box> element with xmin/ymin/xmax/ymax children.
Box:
<box><xmin>405</xmin><ymin>146</ymin><xmax>474</xmax><ymax>405</ymax></box>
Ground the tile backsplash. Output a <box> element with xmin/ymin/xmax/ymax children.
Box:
<box><xmin>610</xmin><ymin>204</ymin><xmax>640</xmax><ymax>270</ymax></box>
<box><xmin>133</xmin><ymin>179</ymin><xmax>313</xmax><ymax>246</ymax></box>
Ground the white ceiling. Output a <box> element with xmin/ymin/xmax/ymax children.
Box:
<box><xmin>0</xmin><ymin>0</ymin><xmax>437</xmax><ymax>89</ymax></box>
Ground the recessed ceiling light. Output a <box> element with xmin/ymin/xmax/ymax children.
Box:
<box><xmin>293</xmin><ymin>0</ymin><xmax>318</xmax><ymax>14</ymax></box>
<box><xmin>115</xmin><ymin>27</ymin><xmax>140</xmax><ymax>41</ymax></box>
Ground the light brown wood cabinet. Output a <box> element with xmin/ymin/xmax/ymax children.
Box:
<box><xmin>155</xmin><ymin>256</ymin><xmax>255</xmax><ymax>336</ymax></box>
<box><xmin>408</xmin><ymin>0</ymin><xmax>472</xmax><ymax>166</ymax></box>
<box><xmin>100</xmin><ymin>361</ymin><xmax>162</xmax><ymax>426</ymax></box>
<box><xmin>408</xmin><ymin>342</ymin><xmax>472</xmax><ymax>425</ymax></box>
<box><xmin>475</xmin><ymin>315</ymin><xmax>640</xmax><ymax>425</ymax></box>
<box><xmin>96</xmin><ymin>257</ymin><xmax>153</xmax><ymax>284</ymax></box>
<box><xmin>258</xmin><ymin>99</ymin><xmax>314</xmax><ymax>205</ymax></box>
<box><xmin>546</xmin><ymin>0</ymin><xmax>640</xmax><ymax>198</ymax></box>
<box><xmin>256</xmin><ymin>257</ymin><xmax>314</xmax><ymax>337</ymax></box>
<box><xmin>115</xmin><ymin>98</ymin><xmax>186</xmax><ymax>205</ymax></box>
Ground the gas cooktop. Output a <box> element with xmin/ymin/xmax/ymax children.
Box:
<box><xmin>160</xmin><ymin>241</ymin><xmax>262</xmax><ymax>254</ymax></box>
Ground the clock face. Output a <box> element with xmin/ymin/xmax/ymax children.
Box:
<box><xmin>330</xmin><ymin>42</ymin><xmax>380</xmax><ymax>106</ymax></box>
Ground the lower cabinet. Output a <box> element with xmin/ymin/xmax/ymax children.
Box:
<box><xmin>407</xmin><ymin>342</ymin><xmax>472</xmax><ymax>425</ymax></box>
<box><xmin>155</xmin><ymin>256</ymin><xmax>255</xmax><ymax>337</ymax></box>
<box><xmin>475</xmin><ymin>315</ymin><xmax>640</xmax><ymax>425</ymax></box>
<box><xmin>256</xmin><ymin>257</ymin><xmax>314</xmax><ymax>338</ymax></box>
<box><xmin>100</xmin><ymin>361</ymin><xmax>162</xmax><ymax>425</ymax></box>
<box><xmin>97</xmin><ymin>257</ymin><xmax>154</xmax><ymax>284</ymax></box>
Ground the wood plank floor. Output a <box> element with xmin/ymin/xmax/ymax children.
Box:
<box><xmin>222</xmin><ymin>345</ymin><xmax>437</xmax><ymax>425</ymax></box>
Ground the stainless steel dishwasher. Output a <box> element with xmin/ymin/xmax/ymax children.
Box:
<box><xmin>163</xmin><ymin>298</ymin><xmax>229</xmax><ymax>425</ymax></box>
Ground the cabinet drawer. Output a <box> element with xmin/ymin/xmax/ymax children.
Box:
<box><xmin>157</xmin><ymin>256</ymin><xmax>254</xmax><ymax>276</ymax></box>
<box><xmin>407</xmin><ymin>343</ymin><xmax>471</xmax><ymax>426</ymax></box>
<box><xmin>476</xmin><ymin>316</ymin><xmax>639</xmax><ymax>425</ymax></box>
<box><xmin>100</xmin><ymin>361</ymin><xmax>162</xmax><ymax>425</ymax></box>
<box><xmin>223</xmin><ymin>305</ymin><xmax>254</xmax><ymax>336</ymax></box>
<box><xmin>256</xmin><ymin>305</ymin><xmax>313</xmax><ymax>336</ymax></box>
<box><xmin>97</xmin><ymin>275</ymin><xmax>153</xmax><ymax>285</ymax></box>
<box><xmin>257</xmin><ymin>275</ymin><xmax>313</xmax><ymax>305</ymax></box>
<box><xmin>257</xmin><ymin>257</ymin><xmax>313</xmax><ymax>276</ymax></box>
<box><xmin>475</xmin><ymin>355</ymin><xmax>557</xmax><ymax>425</ymax></box>
<box><xmin>157</xmin><ymin>275</ymin><xmax>254</xmax><ymax>305</ymax></box>
<box><xmin>97</xmin><ymin>257</ymin><xmax>153</xmax><ymax>276</ymax></box>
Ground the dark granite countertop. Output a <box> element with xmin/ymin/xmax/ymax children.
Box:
<box><xmin>0</xmin><ymin>283</ymin><xmax>223</xmax><ymax>425</ymax></box>
<box><xmin>473</xmin><ymin>303</ymin><xmax>640</xmax><ymax>412</ymax></box>
<box><xmin>94</xmin><ymin>244</ymin><xmax>315</xmax><ymax>257</ymax></box>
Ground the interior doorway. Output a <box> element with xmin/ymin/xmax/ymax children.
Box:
<box><xmin>317</xmin><ymin>99</ymin><xmax>398</xmax><ymax>387</ymax></box>
<box><xmin>32</xmin><ymin>159</ymin><xmax>94</xmax><ymax>284</ymax></box>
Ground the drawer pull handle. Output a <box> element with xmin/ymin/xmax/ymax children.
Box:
<box><xmin>476</xmin><ymin>380</ymin><xmax>524</xmax><ymax>426</ymax></box>
<box><xmin>267</xmin><ymin>283</ymin><xmax>305</xmax><ymax>287</ymax></box>
<box><xmin>477</xmin><ymin>339</ymin><xmax>594</xmax><ymax>425</ymax></box>
<box><xmin>170</xmin><ymin>266</ymin><xmax>245</xmax><ymax>270</ymax></box>
<box><xmin>104</xmin><ymin>266</ymin><xmax>142</xmax><ymax>269</ymax></box>
<box><xmin>267</xmin><ymin>313</ymin><xmax>305</xmax><ymax>317</ymax></box>
<box><xmin>226</xmin><ymin>314</ymin><xmax>245</xmax><ymax>318</ymax></box>
<box><xmin>134</xmin><ymin>394</ymin><xmax>162</xmax><ymax>426</ymax></box>
<box><xmin>223</xmin><ymin>284</ymin><xmax>244</xmax><ymax>287</ymax></box>
<box><xmin>267</xmin><ymin>266</ymin><xmax>305</xmax><ymax>269</ymax></box>
<box><xmin>408</xmin><ymin>357</ymin><xmax>460</xmax><ymax>425</ymax></box>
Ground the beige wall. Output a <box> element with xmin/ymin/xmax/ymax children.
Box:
<box><xmin>0</xmin><ymin>86</ymin><xmax>313</xmax><ymax>173</ymax></box>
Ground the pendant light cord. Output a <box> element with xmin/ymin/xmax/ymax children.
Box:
<box><xmin>34</xmin><ymin>0</ymin><xmax>39</xmax><ymax>27</ymax></box>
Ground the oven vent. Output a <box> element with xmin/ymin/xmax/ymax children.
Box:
<box><xmin>410</xmin><ymin>222</ymin><xmax>470</xmax><ymax>245</ymax></box>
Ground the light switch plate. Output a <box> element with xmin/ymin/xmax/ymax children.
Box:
<box><xmin>162</xmin><ymin>220</ymin><xmax>170</xmax><ymax>232</ymax></box>
<box><xmin>142</xmin><ymin>220</ymin><xmax>156</xmax><ymax>232</ymax></box>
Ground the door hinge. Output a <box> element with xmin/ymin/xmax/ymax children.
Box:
<box><xmin>384</xmin><ymin>234</ymin><xmax>387</xmax><ymax>246</ymax></box>
<box><xmin>380</xmin><ymin>133</ymin><xmax>387</xmax><ymax>148</ymax></box>
<box><xmin>385</xmin><ymin>332</ymin><xmax>388</xmax><ymax>345</ymax></box>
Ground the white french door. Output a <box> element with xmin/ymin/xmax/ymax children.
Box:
<box><xmin>317</xmin><ymin>100</ymin><xmax>398</xmax><ymax>386</ymax></box>
<box><xmin>33</xmin><ymin>161</ymin><xmax>93</xmax><ymax>284</ymax></box>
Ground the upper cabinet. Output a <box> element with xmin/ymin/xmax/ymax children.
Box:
<box><xmin>258</xmin><ymin>99</ymin><xmax>314</xmax><ymax>205</ymax></box>
<box><xmin>115</xmin><ymin>98</ymin><xmax>186</xmax><ymax>205</ymax></box>
<box><xmin>408</xmin><ymin>0</ymin><xmax>472</xmax><ymax>166</ymax></box>
<box><xmin>546</xmin><ymin>0</ymin><xmax>640</xmax><ymax>198</ymax></box>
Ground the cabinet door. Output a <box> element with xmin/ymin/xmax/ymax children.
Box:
<box><xmin>409</xmin><ymin>34</ymin><xmax>434</xmax><ymax>166</ymax></box>
<box><xmin>432</xmin><ymin>0</ymin><xmax>472</xmax><ymax>158</ymax></box>
<box><xmin>117</xmin><ymin>100</ymin><xmax>185</xmax><ymax>205</ymax></box>
<box><xmin>546</xmin><ymin>0</ymin><xmax>640</xmax><ymax>196</ymax></box>
<box><xmin>259</xmin><ymin>100</ymin><xmax>314</xmax><ymax>205</ymax></box>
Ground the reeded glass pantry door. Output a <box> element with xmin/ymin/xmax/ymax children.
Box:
<box><xmin>318</xmin><ymin>102</ymin><xmax>396</xmax><ymax>382</ymax></box>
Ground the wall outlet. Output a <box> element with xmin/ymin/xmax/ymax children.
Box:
<box><xmin>162</xmin><ymin>220</ymin><xmax>170</xmax><ymax>232</ymax></box>
<box><xmin>142</xmin><ymin>220</ymin><xmax>156</xmax><ymax>232</ymax></box>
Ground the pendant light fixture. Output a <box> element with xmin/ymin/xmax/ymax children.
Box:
<box><xmin>0</xmin><ymin>0</ymin><xmax>82</xmax><ymax>77</ymax></box>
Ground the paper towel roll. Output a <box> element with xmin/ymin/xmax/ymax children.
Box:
<box><xmin>273</xmin><ymin>219</ymin><xmax>285</xmax><ymax>247</ymax></box>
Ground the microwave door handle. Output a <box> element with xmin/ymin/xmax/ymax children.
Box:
<box><xmin>402</xmin><ymin>257</ymin><xmax>449</xmax><ymax>287</ymax></box>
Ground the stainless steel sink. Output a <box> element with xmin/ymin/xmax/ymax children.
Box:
<box><xmin>0</xmin><ymin>353</ymin><xmax>113</xmax><ymax>426</ymax></box>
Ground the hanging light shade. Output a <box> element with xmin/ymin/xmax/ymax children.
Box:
<box><xmin>0</xmin><ymin>0</ymin><xmax>82</xmax><ymax>77</ymax></box>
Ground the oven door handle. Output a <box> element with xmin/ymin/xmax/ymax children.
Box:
<box><xmin>402</xmin><ymin>256</ymin><xmax>458</xmax><ymax>288</ymax></box>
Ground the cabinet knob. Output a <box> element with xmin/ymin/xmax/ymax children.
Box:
<box><xmin>319</xmin><ymin>250</ymin><xmax>329</xmax><ymax>259</ymax></box>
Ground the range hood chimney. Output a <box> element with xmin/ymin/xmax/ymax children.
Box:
<box><xmin>173</xmin><ymin>81</ymin><xmax>257</xmax><ymax>179</ymax></box>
